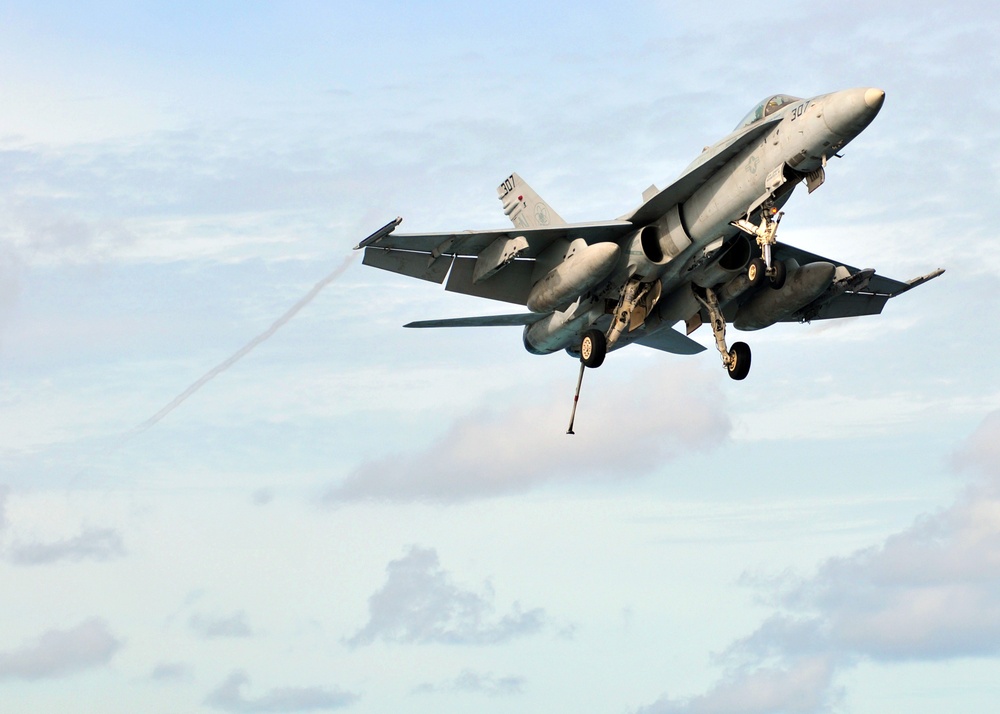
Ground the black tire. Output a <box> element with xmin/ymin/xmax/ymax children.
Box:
<box><xmin>747</xmin><ymin>258</ymin><xmax>766</xmax><ymax>286</ymax></box>
<box><xmin>769</xmin><ymin>259</ymin><xmax>787</xmax><ymax>290</ymax></box>
<box><xmin>726</xmin><ymin>341</ymin><xmax>751</xmax><ymax>380</ymax></box>
<box><xmin>580</xmin><ymin>329</ymin><xmax>607</xmax><ymax>368</ymax></box>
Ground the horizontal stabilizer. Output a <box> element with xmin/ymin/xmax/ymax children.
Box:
<box><xmin>635</xmin><ymin>327</ymin><xmax>707</xmax><ymax>355</ymax></box>
<box><xmin>405</xmin><ymin>313</ymin><xmax>548</xmax><ymax>328</ymax></box>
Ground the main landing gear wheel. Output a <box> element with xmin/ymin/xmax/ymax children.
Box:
<box><xmin>726</xmin><ymin>341</ymin><xmax>751</xmax><ymax>380</ymax></box>
<box><xmin>693</xmin><ymin>287</ymin><xmax>753</xmax><ymax>382</ymax></box>
<box><xmin>580</xmin><ymin>329</ymin><xmax>607</xmax><ymax>368</ymax></box>
<box><xmin>567</xmin><ymin>329</ymin><xmax>608</xmax><ymax>434</ymax></box>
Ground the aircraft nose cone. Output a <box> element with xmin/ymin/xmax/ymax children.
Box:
<box><xmin>822</xmin><ymin>87</ymin><xmax>885</xmax><ymax>139</ymax></box>
<box><xmin>865</xmin><ymin>87</ymin><xmax>885</xmax><ymax>110</ymax></box>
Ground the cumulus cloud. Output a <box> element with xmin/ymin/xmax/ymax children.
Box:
<box><xmin>0</xmin><ymin>618</ymin><xmax>121</xmax><ymax>680</ymax></box>
<box><xmin>7</xmin><ymin>526</ymin><xmax>126</xmax><ymax>565</ymax></box>
<box><xmin>0</xmin><ymin>248</ymin><xmax>19</xmax><ymax>335</ymax></box>
<box><xmin>638</xmin><ymin>656</ymin><xmax>842</xmax><ymax>714</ymax></box>
<box><xmin>0</xmin><ymin>485</ymin><xmax>8</xmax><ymax>533</ymax></box>
<box><xmin>638</xmin><ymin>410</ymin><xmax>1000</xmax><ymax>712</ymax></box>
<box><xmin>150</xmin><ymin>661</ymin><xmax>193</xmax><ymax>682</ymax></box>
<box><xmin>412</xmin><ymin>669</ymin><xmax>526</xmax><ymax>697</ymax></box>
<box><xmin>204</xmin><ymin>670</ymin><xmax>359</xmax><ymax>713</ymax></box>
<box><xmin>251</xmin><ymin>488</ymin><xmax>275</xmax><ymax>506</ymax></box>
<box><xmin>189</xmin><ymin>611</ymin><xmax>254</xmax><ymax>639</ymax></box>
<box><xmin>953</xmin><ymin>409</ymin><xmax>1000</xmax><ymax>486</ymax></box>
<box><xmin>347</xmin><ymin>546</ymin><xmax>548</xmax><ymax>647</ymax></box>
<box><xmin>327</xmin><ymin>364</ymin><xmax>730</xmax><ymax>502</ymax></box>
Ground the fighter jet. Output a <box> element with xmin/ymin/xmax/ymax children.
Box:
<box><xmin>356</xmin><ymin>88</ymin><xmax>942</xmax><ymax>428</ymax></box>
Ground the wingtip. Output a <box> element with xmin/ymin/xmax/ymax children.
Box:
<box><xmin>354</xmin><ymin>216</ymin><xmax>403</xmax><ymax>250</ymax></box>
<box><xmin>892</xmin><ymin>268</ymin><xmax>945</xmax><ymax>296</ymax></box>
<box><xmin>908</xmin><ymin>267</ymin><xmax>945</xmax><ymax>286</ymax></box>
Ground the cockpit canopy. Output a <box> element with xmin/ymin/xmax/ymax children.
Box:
<box><xmin>735</xmin><ymin>94</ymin><xmax>802</xmax><ymax>131</ymax></box>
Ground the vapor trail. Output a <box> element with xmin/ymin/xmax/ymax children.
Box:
<box><xmin>124</xmin><ymin>253</ymin><xmax>356</xmax><ymax>442</ymax></box>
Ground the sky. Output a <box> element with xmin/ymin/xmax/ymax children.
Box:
<box><xmin>1</xmin><ymin>1</ymin><xmax>999</xmax><ymax>712</ymax></box>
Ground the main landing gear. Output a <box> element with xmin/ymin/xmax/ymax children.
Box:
<box><xmin>568</xmin><ymin>278</ymin><xmax>655</xmax><ymax>433</ymax></box>
<box><xmin>580</xmin><ymin>329</ymin><xmax>606</xmax><ymax>368</ymax></box>
<box><xmin>733</xmin><ymin>204</ymin><xmax>786</xmax><ymax>290</ymax></box>
<box><xmin>694</xmin><ymin>287</ymin><xmax>751</xmax><ymax>381</ymax></box>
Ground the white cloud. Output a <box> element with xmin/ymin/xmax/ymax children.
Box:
<box><xmin>638</xmin><ymin>656</ymin><xmax>841</xmax><ymax>714</ymax></box>
<box><xmin>347</xmin><ymin>546</ymin><xmax>548</xmax><ymax>647</ymax></box>
<box><xmin>149</xmin><ymin>661</ymin><xmax>193</xmax><ymax>682</ymax></box>
<box><xmin>0</xmin><ymin>618</ymin><xmax>121</xmax><ymax>680</ymax></box>
<box><xmin>204</xmin><ymin>670</ymin><xmax>358</xmax><ymax>713</ymax></box>
<box><xmin>953</xmin><ymin>410</ymin><xmax>1000</xmax><ymax>487</ymax></box>
<box><xmin>189</xmin><ymin>611</ymin><xmax>254</xmax><ymax>640</ymax></box>
<box><xmin>413</xmin><ymin>669</ymin><xmax>526</xmax><ymax>697</ymax></box>
<box><xmin>327</xmin><ymin>363</ymin><xmax>730</xmax><ymax>502</ymax></box>
<box><xmin>7</xmin><ymin>526</ymin><xmax>125</xmax><ymax>565</ymax></box>
<box><xmin>0</xmin><ymin>485</ymin><xmax>8</xmax><ymax>532</ymax></box>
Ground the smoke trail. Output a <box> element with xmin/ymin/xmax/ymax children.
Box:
<box><xmin>123</xmin><ymin>253</ymin><xmax>356</xmax><ymax>442</ymax></box>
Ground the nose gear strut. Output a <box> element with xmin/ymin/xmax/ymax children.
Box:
<box><xmin>694</xmin><ymin>287</ymin><xmax>751</xmax><ymax>381</ymax></box>
<box><xmin>732</xmin><ymin>202</ymin><xmax>786</xmax><ymax>289</ymax></box>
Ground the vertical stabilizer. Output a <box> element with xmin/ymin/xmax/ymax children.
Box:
<box><xmin>497</xmin><ymin>173</ymin><xmax>567</xmax><ymax>229</ymax></box>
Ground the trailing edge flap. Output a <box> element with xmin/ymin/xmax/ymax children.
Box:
<box><xmin>635</xmin><ymin>326</ymin><xmax>707</xmax><ymax>355</ymax></box>
<box><xmin>363</xmin><ymin>245</ymin><xmax>453</xmax><ymax>283</ymax></box>
<box><xmin>405</xmin><ymin>313</ymin><xmax>548</xmax><ymax>328</ymax></box>
<box><xmin>622</xmin><ymin>116</ymin><xmax>783</xmax><ymax>225</ymax></box>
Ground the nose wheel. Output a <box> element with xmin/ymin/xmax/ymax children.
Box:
<box><xmin>734</xmin><ymin>204</ymin><xmax>786</xmax><ymax>289</ymax></box>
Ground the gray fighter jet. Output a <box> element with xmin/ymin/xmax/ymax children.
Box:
<box><xmin>357</xmin><ymin>88</ymin><xmax>942</xmax><ymax>428</ymax></box>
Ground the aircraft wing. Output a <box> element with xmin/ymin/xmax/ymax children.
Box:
<box><xmin>621</xmin><ymin>116</ymin><xmax>783</xmax><ymax>225</ymax></box>
<box><xmin>404</xmin><ymin>313</ymin><xmax>547</xmax><ymax>328</ymax></box>
<box><xmin>356</xmin><ymin>218</ymin><xmax>635</xmax><ymax>306</ymax></box>
<box><xmin>773</xmin><ymin>242</ymin><xmax>944</xmax><ymax>321</ymax></box>
<box><xmin>356</xmin><ymin>218</ymin><xmax>633</xmax><ymax>256</ymax></box>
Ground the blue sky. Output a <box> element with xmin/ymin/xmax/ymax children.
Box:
<box><xmin>1</xmin><ymin>1</ymin><xmax>999</xmax><ymax>712</ymax></box>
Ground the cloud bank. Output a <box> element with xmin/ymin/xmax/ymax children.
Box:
<box><xmin>639</xmin><ymin>409</ymin><xmax>1000</xmax><ymax>712</ymax></box>
<box><xmin>327</xmin><ymin>364</ymin><xmax>730</xmax><ymax>502</ymax></box>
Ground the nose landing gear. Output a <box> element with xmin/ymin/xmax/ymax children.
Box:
<box><xmin>733</xmin><ymin>203</ymin><xmax>786</xmax><ymax>290</ymax></box>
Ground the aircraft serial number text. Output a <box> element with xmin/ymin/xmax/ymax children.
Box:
<box><xmin>499</xmin><ymin>174</ymin><xmax>516</xmax><ymax>197</ymax></box>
